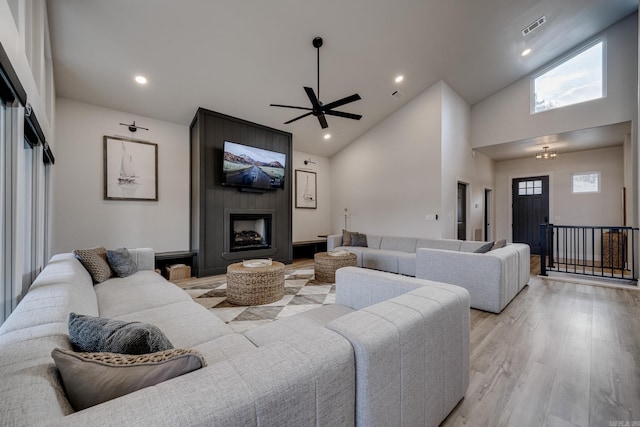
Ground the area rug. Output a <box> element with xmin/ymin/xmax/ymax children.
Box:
<box><xmin>181</xmin><ymin>268</ymin><xmax>335</xmax><ymax>333</ymax></box>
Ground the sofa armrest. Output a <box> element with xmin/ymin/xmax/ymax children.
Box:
<box><xmin>52</xmin><ymin>340</ymin><xmax>354</xmax><ymax>426</ymax></box>
<box><xmin>415</xmin><ymin>247</ymin><xmax>519</xmax><ymax>313</ymax></box>
<box><xmin>127</xmin><ymin>248</ymin><xmax>155</xmax><ymax>271</ymax></box>
<box><xmin>327</xmin><ymin>234</ymin><xmax>343</xmax><ymax>251</ymax></box>
<box><xmin>336</xmin><ymin>266</ymin><xmax>426</xmax><ymax>309</ymax></box>
<box><xmin>327</xmin><ymin>284</ymin><xmax>470</xmax><ymax>427</ymax></box>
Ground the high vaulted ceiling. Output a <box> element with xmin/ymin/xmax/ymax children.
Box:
<box><xmin>46</xmin><ymin>0</ymin><xmax>638</xmax><ymax>158</ymax></box>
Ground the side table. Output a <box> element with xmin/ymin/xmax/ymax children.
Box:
<box><xmin>226</xmin><ymin>261</ymin><xmax>285</xmax><ymax>306</ymax></box>
<box><xmin>314</xmin><ymin>251</ymin><xmax>357</xmax><ymax>283</ymax></box>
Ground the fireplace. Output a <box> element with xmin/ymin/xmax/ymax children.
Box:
<box><xmin>229</xmin><ymin>212</ymin><xmax>273</xmax><ymax>252</ymax></box>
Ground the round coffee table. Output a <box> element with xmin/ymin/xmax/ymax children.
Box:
<box><xmin>314</xmin><ymin>251</ymin><xmax>357</xmax><ymax>283</ymax></box>
<box><xmin>226</xmin><ymin>261</ymin><xmax>285</xmax><ymax>306</ymax></box>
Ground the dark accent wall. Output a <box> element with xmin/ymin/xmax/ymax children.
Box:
<box><xmin>190</xmin><ymin>108</ymin><xmax>293</xmax><ymax>277</ymax></box>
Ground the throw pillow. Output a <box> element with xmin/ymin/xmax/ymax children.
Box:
<box><xmin>73</xmin><ymin>246</ymin><xmax>113</xmax><ymax>283</ymax></box>
<box><xmin>491</xmin><ymin>239</ymin><xmax>507</xmax><ymax>251</ymax></box>
<box><xmin>52</xmin><ymin>347</ymin><xmax>206</xmax><ymax>411</ymax></box>
<box><xmin>107</xmin><ymin>247</ymin><xmax>137</xmax><ymax>277</ymax></box>
<box><xmin>68</xmin><ymin>312</ymin><xmax>174</xmax><ymax>354</ymax></box>
<box><xmin>474</xmin><ymin>241</ymin><xmax>495</xmax><ymax>253</ymax></box>
<box><xmin>351</xmin><ymin>232</ymin><xmax>368</xmax><ymax>247</ymax></box>
<box><xmin>342</xmin><ymin>229</ymin><xmax>353</xmax><ymax>246</ymax></box>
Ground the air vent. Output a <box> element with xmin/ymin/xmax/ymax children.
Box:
<box><xmin>391</xmin><ymin>90</ymin><xmax>405</xmax><ymax>100</ymax></box>
<box><xmin>522</xmin><ymin>15</ymin><xmax>546</xmax><ymax>37</ymax></box>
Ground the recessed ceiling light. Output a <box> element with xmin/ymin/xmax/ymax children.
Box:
<box><xmin>521</xmin><ymin>48</ymin><xmax>532</xmax><ymax>57</ymax></box>
<box><xmin>395</xmin><ymin>75</ymin><xmax>404</xmax><ymax>83</ymax></box>
<box><xmin>135</xmin><ymin>75</ymin><xmax>148</xmax><ymax>84</ymax></box>
<box><xmin>323</xmin><ymin>134</ymin><xmax>331</xmax><ymax>140</ymax></box>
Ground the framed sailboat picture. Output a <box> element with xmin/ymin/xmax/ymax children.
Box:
<box><xmin>295</xmin><ymin>169</ymin><xmax>317</xmax><ymax>209</ymax></box>
<box><xmin>104</xmin><ymin>136</ymin><xmax>158</xmax><ymax>201</ymax></box>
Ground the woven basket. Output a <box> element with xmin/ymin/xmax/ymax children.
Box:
<box><xmin>226</xmin><ymin>261</ymin><xmax>285</xmax><ymax>306</ymax></box>
<box><xmin>314</xmin><ymin>252</ymin><xmax>357</xmax><ymax>283</ymax></box>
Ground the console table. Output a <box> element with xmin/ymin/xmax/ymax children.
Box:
<box><xmin>292</xmin><ymin>239</ymin><xmax>327</xmax><ymax>259</ymax></box>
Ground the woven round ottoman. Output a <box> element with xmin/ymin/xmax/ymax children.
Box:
<box><xmin>314</xmin><ymin>251</ymin><xmax>357</xmax><ymax>283</ymax></box>
<box><xmin>226</xmin><ymin>261</ymin><xmax>285</xmax><ymax>306</ymax></box>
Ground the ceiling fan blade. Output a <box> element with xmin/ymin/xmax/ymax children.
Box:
<box><xmin>284</xmin><ymin>111</ymin><xmax>313</xmax><ymax>124</ymax></box>
<box><xmin>304</xmin><ymin>87</ymin><xmax>322</xmax><ymax>110</ymax></box>
<box><xmin>324</xmin><ymin>110</ymin><xmax>362</xmax><ymax>120</ymax></box>
<box><xmin>318</xmin><ymin>114</ymin><xmax>328</xmax><ymax>129</ymax></box>
<box><xmin>322</xmin><ymin>93</ymin><xmax>361</xmax><ymax>111</ymax></box>
<box><xmin>270</xmin><ymin>104</ymin><xmax>313</xmax><ymax>111</ymax></box>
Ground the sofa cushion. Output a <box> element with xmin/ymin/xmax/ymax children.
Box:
<box><xmin>192</xmin><ymin>334</ymin><xmax>258</xmax><ymax>365</ymax></box>
<box><xmin>474</xmin><ymin>242</ymin><xmax>494</xmax><ymax>253</ymax></box>
<box><xmin>380</xmin><ymin>236</ymin><xmax>417</xmax><ymax>253</ymax></box>
<box><xmin>362</xmin><ymin>249</ymin><xmax>400</xmax><ymax>273</ymax></box>
<box><xmin>69</xmin><ymin>312</ymin><xmax>174</xmax><ymax>354</ymax></box>
<box><xmin>397</xmin><ymin>252</ymin><xmax>416</xmax><ymax>276</ymax></box>
<box><xmin>52</xmin><ymin>347</ymin><xmax>206</xmax><ymax>411</ymax></box>
<box><xmin>366</xmin><ymin>235</ymin><xmax>383</xmax><ymax>249</ymax></box>
<box><xmin>416</xmin><ymin>238</ymin><xmax>461</xmax><ymax>251</ymax></box>
<box><xmin>73</xmin><ymin>246</ymin><xmax>113</xmax><ymax>283</ymax></box>
<box><xmin>107</xmin><ymin>248</ymin><xmax>137</xmax><ymax>277</ymax></box>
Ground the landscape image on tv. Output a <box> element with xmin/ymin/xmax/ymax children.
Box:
<box><xmin>222</xmin><ymin>141</ymin><xmax>286</xmax><ymax>190</ymax></box>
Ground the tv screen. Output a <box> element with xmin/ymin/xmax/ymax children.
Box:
<box><xmin>222</xmin><ymin>141</ymin><xmax>286</xmax><ymax>190</ymax></box>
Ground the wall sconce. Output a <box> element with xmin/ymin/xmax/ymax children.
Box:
<box><xmin>535</xmin><ymin>146</ymin><xmax>557</xmax><ymax>160</ymax></box>
<box><xmin>304</xmin><ymin>158</ymin><xmax>316</xmax><ymax>166</ymax></box>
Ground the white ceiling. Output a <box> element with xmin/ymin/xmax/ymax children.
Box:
<box><xmin>46</xmin><ymin>0</ymin><xmax>638</xmax><ymax>158</ymax></box>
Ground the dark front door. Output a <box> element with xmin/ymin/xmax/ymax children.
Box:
<box><xmin>457</xmin><ymin>183</ymin><xmax>467</xmax><ymax>240</ymax></box>
<box><xmin>512</xmin><ymin>176</ymin><xmax>549</xmax><ymax>255</ymax></box>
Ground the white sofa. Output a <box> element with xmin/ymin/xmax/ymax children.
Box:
<box><xmin>328</xmin><ymin>233</ymin><xmax>530</xmax><ymax>313</ymax></box>
<box><xmin>0</xmin><ymin>248</ymin><xmax>470</xmax><ymax>426</ymax></box>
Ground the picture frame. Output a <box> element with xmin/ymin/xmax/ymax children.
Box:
<box><xmin>104</xmin><ymin>136</ymin><xmax>158</xmax><ymax>201</ymax></box>
<box><xmin>295</xmin><ymin>169</ymin><xmax>317</xmax><ymax>209</ymax></box>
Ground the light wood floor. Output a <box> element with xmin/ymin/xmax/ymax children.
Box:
<box><xmin>178</xmin><ymin>257</ymin><xmax>640</xmax><ymax>426</ymax></box>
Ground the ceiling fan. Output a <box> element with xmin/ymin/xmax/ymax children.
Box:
<box><xmin>270</xmin><ymin>37</ymin><xmax>362</xmax><ymax>129</ymax></box>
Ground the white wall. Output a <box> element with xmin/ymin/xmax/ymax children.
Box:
<box><xmin>494</xmin><ymin>146</ymin><xmax>624</xmax><ymax>242</ymax></box>
<box><xmin>330</xmin><ymin>82</ymin><xmax>442</xmax><ymax>237</ymax></box>
<box><xmin>51</xmin><ymin>98</ymin><xmax>189</xmax><ymax>254</ymax></box>
<box><xmin>440</xmin><ymin>82</ymin><xmax>495</xmax><ymax>240</ymax></box>
<box><xmin>472</xmin><ymin>13</ymin><xmax>638</xmax><ymax>149</ymax></box>
<box><xmin>292</xmin><ymin>149</ymin><xmax>332</xmax><ymax>241</ymax></box>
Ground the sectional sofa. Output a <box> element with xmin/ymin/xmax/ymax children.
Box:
<box><xmin>0</xmin><ymin>248</ymin><xmax>470</xmax><ymax>426</ymax></box>
<box><xmin>328</xmin><ymin>233</ymin><xmax>530</xmax><ymax>313</ymax></box>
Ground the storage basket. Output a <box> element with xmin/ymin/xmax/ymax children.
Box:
<box><xmin>165</xmin><ymin>264</ymin><xmax>191</xmax><ymax>280</ymax></box>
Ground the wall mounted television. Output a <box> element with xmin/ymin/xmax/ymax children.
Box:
<box><xmin>222</xmin><ymin>141</ymin><xmax>286</xmax><ymax>190</ymax></box>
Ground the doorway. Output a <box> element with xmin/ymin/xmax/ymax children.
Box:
<box><xmin>512</xmin><ymin>176</ymin><xmax>549</xmax><ymax>255</ymax></box>
<box><xmin>457</xmin><ymin>182</ymin><xmax>467</xmax><ymax>241</ymax></box>
<box><xmin>484</xmin><ymin>188</ymin><xmax>493</xmax><ymax>241</ymax></box>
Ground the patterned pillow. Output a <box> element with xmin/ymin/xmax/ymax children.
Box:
<box><xmin>52</xmin><ymin>347</ymin><xmax>206</xmax><ymax>410</ymax></box>
<box><xmin>73</xmin><ymin>246</ymin><xmax>113</xmax><ymax>283</ymax></box>
<box><xmin>107</xmin><ymin>247</ymin><xmax>137</xmax><ymax>277</ymax></box>
<box><xmin>68</xmin><ymin>312</ymin><xmax>173</xmax><ymax>354</ymax></box>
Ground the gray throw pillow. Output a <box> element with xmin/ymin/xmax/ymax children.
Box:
<box><xmin>68</xmin><ymin>312</ymin><xmax>173</xmax><ymax>354</ymax></box>
<box><xmin>107</xmin><ymin>247</ymin><xmax>137</xmax><ymax>277</ymax></box>
<box><xmin>52</xmin><ymin>347</ymin><xmax>206</xmax><ymax>411</ymax></box>
<box><xmin>474</xmin><ymin>241</ymin><xmax>495</xmax><ymax>253</ymax></box>
<box><xmin>73</xmin><ymin>246</ymin><xmax>113</xmax><ymax>283</ymax></box>
<box><xmin>351</xmin><ymin>232</ymin><xmax>368</xmax><ymax>247</ymax></box>
<box><xmin>491</xmin><ymin>239</ymin><xmax>507</xmax><ymax>251</ymax></box>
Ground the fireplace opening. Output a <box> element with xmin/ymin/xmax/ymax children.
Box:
<box><xmin>230</xmin><ymin>214</ymin><xmax>272</xmax><ymax>252</ymax></box>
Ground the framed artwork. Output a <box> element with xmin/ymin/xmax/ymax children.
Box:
<box><xmin>295</xmin><ymin>169</ymin><xmax>317</xmax><ymax>209</ymax></box>
<box><xmin>104</xmin><ymin>136</ymin><xmax>158</xmax><ymax>201</ymax></box>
